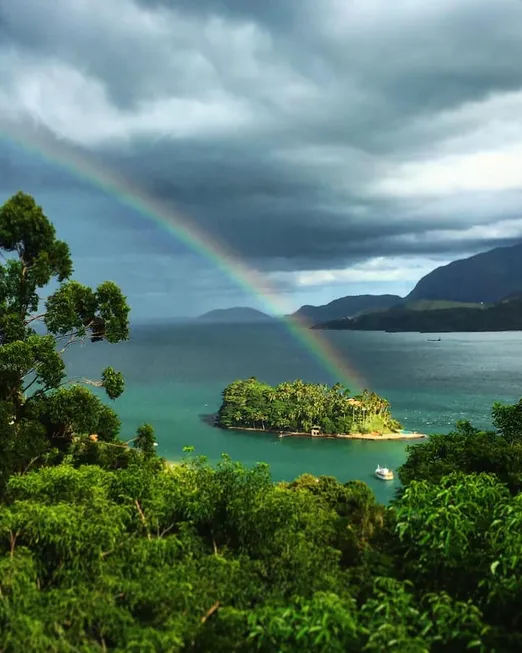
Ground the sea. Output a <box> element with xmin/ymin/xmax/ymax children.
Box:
<box><xmin>65</xmin><ymin>323</ymin><xmax>522</xmax><ymax>503</ymax></box>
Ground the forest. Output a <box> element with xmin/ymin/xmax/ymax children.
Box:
<box><xmin>1</xmin><ymin>191</ymin><xmax>522</xmax><ymax>651</ymax></box>
<box><xmin>217</xmin><ymin>377</ymin><xmax>402</xmax><ymax>435</ymax></box>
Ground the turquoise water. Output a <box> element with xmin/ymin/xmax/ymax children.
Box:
<box><xmin>65</xmin><ymin>324</ymin><xmax>522</xmax><ymax>503</ymax></box>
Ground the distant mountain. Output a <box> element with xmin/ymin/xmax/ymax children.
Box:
<box><xmin>291</xmin><ymin>294</ymin><xmax>403</xmax><ymax>324</ymax></box>
<box><xmin>407</xmin><ymin>242</ymin><xmax>522</xmax><ymax>304</ymax></box>
<box><xmin>312</xmin><ymin>297</ymin><xmax>522</xmax><ymax>333</ymax></box>
<box><xmin>198</xmin><ymin>307</ymin><xmax>273</xmax><ymax>323</ymax></box>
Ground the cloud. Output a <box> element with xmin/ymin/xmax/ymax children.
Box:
<box><xmin>271</xmin><ymin>256</ymin><xmax>445</xmax><ymax>288</ymax></box>
<box><xmin>1</xmin><ymin>0</ymin><xmax>522</xmax><ymax>316</ymax></box>
<box><xmin>0</xmin><ymin>53</ymin><xmax>255</xmax><ymax>146</ymax></box>
<box><xmin>376</xmin><ymin>146</ymin><xmax>522</xmax><ymax>197</ymax></box>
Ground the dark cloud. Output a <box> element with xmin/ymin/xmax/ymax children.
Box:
<box><xmin>1</xmin><ymin>0</ymin><xmax>522</xmax><ymax>316</ymax></box>
<box><xmin>0</xmin><ymin>138</ymin><xmax>98</xmax><ymax>195</ymax></box>
<box><xmin>135</xmin><ymin>0</ymin><xmax>304</xmax><ymax>27</ymax></box>
<box><xmin>101</xmin><ymin>136</ymin><xmax>522</xmax><ymax>271</ymax></box>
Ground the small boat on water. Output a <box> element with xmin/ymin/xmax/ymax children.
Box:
<box><xmin>375</xmin><ymin>465</ymin><xmax>394</xmax><ymax>481</ymax></box>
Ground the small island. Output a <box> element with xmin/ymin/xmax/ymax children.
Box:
<box><xmin>198</xmin><ymin>307</ymin><xmax>273</xmax><ymax>323</ymax></box>
<box><xmin>216</xmin><ymin>377</ymin><xmax>425</xmax><ymax>440</ymax></box>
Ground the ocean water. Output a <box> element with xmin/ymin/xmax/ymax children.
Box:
<box><xmin>65</xmin><ymin>323</ymin><xmax>522</xmax><ymax>503</ymax></box>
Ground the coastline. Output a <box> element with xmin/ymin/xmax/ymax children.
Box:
<box><xmin>222</xmin><ymin>425</ymin><xmax>427</xmax><ymax>441</ymax></box>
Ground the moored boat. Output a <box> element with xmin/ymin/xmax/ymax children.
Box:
<box><xmin>375</xmin><ymin>465</ymin><xmax>394</xmax><ymax>480</ymax></box>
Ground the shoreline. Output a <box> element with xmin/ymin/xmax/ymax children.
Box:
<box><xmin>221</xmin><ymin>425</ymin><xmax>427</xmax><ymax>441</ymax></box>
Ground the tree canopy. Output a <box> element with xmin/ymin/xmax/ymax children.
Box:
<box><xmin>0</xmin><ymin>191</ymin><xmax>156</xmax><ymax>497</ymax></box>
<box><xmin>1</xmin><ymin>192</ymin><xmax>522</xmax><ymax>651</ymax></box>
<box><xmin>217</xmin><ymin>377</ymin><xmax>402</xmax><ymax>435</ymax></box>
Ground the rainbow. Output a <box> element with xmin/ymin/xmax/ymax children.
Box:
<box><xmin>0</xmin><ymin>126</ymin><xmax>365</xmax><ymax>390</ymax></box>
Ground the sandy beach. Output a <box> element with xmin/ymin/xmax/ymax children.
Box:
<box><xmin>225</xmin><ymin>426</ymin><xmax>426</xmax><ymax>440</ymax></box>
<box><xmin>334</xmin><ymin>432</ymin><xmax>426</xmax><ymax>441</ymax></box>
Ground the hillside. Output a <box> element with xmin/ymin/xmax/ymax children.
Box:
<box><xmin>291</xmin><ymin>294</ymin><xmax>403</xmax><ymax>324</ymax></box>
<box><xmin>198</xmin><ymin>307</ymin><xmax>273</xmax><ymax>323</ymax></box>
<box><xmin>312</xmin><ymin>296</ymin><xmax>522</xmax><ymax>332</ymax></box>
<box><xmin>407</xmin><ymin>242</ymin><xmax>522</xmax><ymax>303</ymax></box>
<box><xmin>405</xmin><ymin>300</ymin><xmax>487</xmax><ymax>311</ymax></box>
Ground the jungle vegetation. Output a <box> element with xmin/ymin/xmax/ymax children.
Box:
<box><xmin>217</xmin><ymin>377</ymin><xmax>402</xmax><ymax>434</ymax></box>
<box><xmin>1</xmin><ymin>192</ymin><xmax>522</xmax><ymax>651</ymax></box>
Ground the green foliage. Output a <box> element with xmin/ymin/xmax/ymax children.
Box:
<box><xmin>398</xmin><ymin>419</ymin><xmax>522</xmax><ymax>493</ymax></box>
<box><xmin>0</xmin><ymin>191</ymin><xmax>134</xmax><ymax>496</ymax></box>
<box><xmin>217</xmin><ymin>377</ymin><xmax>400</xmax><ymax>435</ymax></box>
<box><xmin>236</xmin><ymin>593</ymin><xmax>361</xmax><ymax>652</ymax></box>
<box><xmin>394</xmin><ymin>473</ymin><xmax>509</xmax><ymax>590</ymax></box>
<box><xmin>44</xmin><ymin>280</ymin><xmax>130</xmax><ymax>343</ymax></box>
<box><xmin>0</xmin><ymin>461</ymin><xmax>500</xmax><ymax>652</ymax></box>
<box><xmin>2</xmin><ymin>191</ymin><xmax>522</xmax><ymax>650</ymax></box>
<box><xmin>134</xmin><ymin>424</ymin><xmax>157</xmax><ymax>458</ymax></box>
<box><xmin>101</xmin><ymin>367</ymin><xmax>125</xmax><ymax>400</ymax></box>
<box><xmin>2</xmin><ymin>396</ymin><xmax>522</xmax><ymax>649</ymax></box>
<box><xmin>0</xmin><ymin>192</ymin><xmax>72</xmax><ymax>315</ymax></box>
<box><xmin>492</xmin><ymin>398</ymin><xmax>522</xmax><ymax>443</ymax></box>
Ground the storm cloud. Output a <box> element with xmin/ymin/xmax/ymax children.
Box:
<box><xmin>1</xmin><ymin>0</ymin><xmax>522</xmax><ymax>316</ymax></box>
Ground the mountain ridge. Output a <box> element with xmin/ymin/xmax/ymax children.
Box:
<box><xmin>199</xmin><ymin>241</ymin><xmax>522</xmax><ymax>327</ymax></box>
<box><xmin>312</xmin><ymin>295</ymin><xmax>522</xmax><ymax>332</ymax></box>
<box><xmin>289</xmin><ymin>294</ymin><xmax>403</xmax><ymax>324</ymax></box>
<box><xmin>198</xmin><ymin>307</ymin><xmax>273</xmax><ymax>323</ymax></box>
<box><xmin>407</xmin><ymin>242</ymin><xmax>522</xmax><ymax>304</ymax></box>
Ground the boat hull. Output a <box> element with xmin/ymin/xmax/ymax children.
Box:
<box><xmin>375</xmin><ymin>471</ymin><xmax>394</xmax><ymax>481</ymax></box>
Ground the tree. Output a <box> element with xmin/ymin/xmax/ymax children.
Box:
<box><xmin>0</xmin><ymin>191</ymin><xmax>131</xmax><ymax>492</ymax></box>
<box><xmin>134</xmin><ymin>423</ymin><xmax>157</xmax><ymax>458</ymax></box>
<box><xmin>398</xmin><ymin>420</ymin><xmax>522</xmax><ymax>494</ymax></box>
<box><xmin>0</xmin><ymin>460</ymin><xmax>496</xmax><ymax>652</ymax></box>
<box><xmin>216</xmin><ymin>378</ymin><xmax>400</xmax><ymax>435</ymax></box>
<box><xmin>492</xmin><ymin>398</ymin><xmax>522</xmax><ymax>443</ymax></box>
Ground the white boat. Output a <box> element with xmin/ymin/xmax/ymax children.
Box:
<box><xmin>375</xmin><ymin>465</ymin><xmax>394</xmax><ymax>481</ymax></box>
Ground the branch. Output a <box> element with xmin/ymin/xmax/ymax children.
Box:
<box><xmin>9</xmin><ymin>530</ymin><xmax>20</xmax><ymax>558</ymax></box>
<box><xmin>22</xmin><ymin>366</ymin><xmax>37</xmax><ymax>380</ymax></box>
<box><xmin>58</xmin><ymin>332</ymin><xmax>83</xmax><ymax>355</ymax></box>
<box><xmin>200</xmin><ymin>601</ymin><xmax>220</xmax><ymax>624</ymax></box>
<box><xmin>22</xmin><ymin>456</ymin><xmax>41</xmax><ymax>474</ymax></box>
<box><xmin>24</xmin><ymin>313</ymin><xmax>46</xmax><ymax>326</ymax></box>
<box><xmin>159</xmin><ymin>523</ymin><xmax>176</xmax><ymax>538</ymax></box>
<box><xmin>55</xmin><ymin>327</ymin><xmax>88</xmax><ymax>341</ymax></box>
<box><xmin>135</xmin><ymin>500</ymin><xmax>151</xmax><ymax>540</ymax></box>
<box><xmin>73</xmin><ymin>436</ymin><xmax>130</xmax><ymax>450</ymax></box>
<box><xmin>23</xmin><ymin>375</ymin><xmax>40</xmax><ymax>395</ymax></box>
<box><xmin>27</xmin><ymin>380</ymin><xmax>67</xmax><ymax>402</ymax></box>
<box><xmin>81</xmin><ymin>378</ymin><xmax>103</xmax><ymax>388</ymax></box>
<box><xmin>43</xmin><ymin>561</ymin><xmax>64</xmax><ymax>591</ymax></box>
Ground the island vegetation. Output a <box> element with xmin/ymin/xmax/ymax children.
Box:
<box><xmin>217</xmin><ymin>377</ymin><xmax>404</xmax><ymax>436</ymax></box>
<box><xmin>1</xmin><ymin>192</ymin><xmax>522</xmax><ymax>651</ymax></box>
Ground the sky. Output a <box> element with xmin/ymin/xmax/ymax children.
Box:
<box><xmin>1</xmin><ymin>0</ymin><xmax>522</xmax><ymax>318</ymax></box>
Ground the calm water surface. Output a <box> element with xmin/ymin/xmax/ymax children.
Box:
<box><xmin>66</xmin><ymin>323</ymin><xmax>522</xmax><ymax>503</ymax></box>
